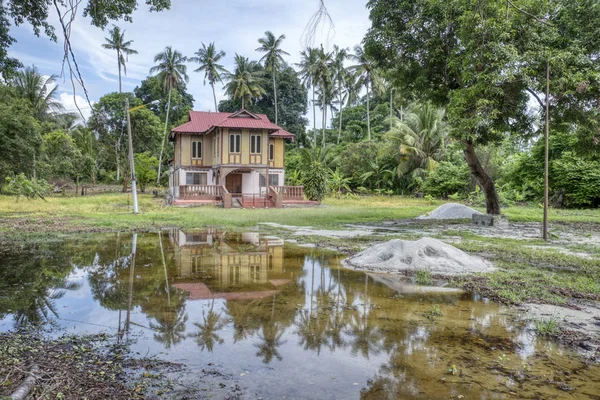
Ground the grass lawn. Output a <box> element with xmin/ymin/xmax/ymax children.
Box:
<box><xmin>1</xmin><ymin>193</ymin><xmax>599</xmax><ymax>233</ymax></box>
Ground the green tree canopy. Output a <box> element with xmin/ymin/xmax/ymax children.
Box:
<box><xmin>364</xmin><ymin>0</ymin><xmax>600</xmax><ymax>214</ymax></box>
<box><xmin>133</xmin><ymin>74</ymin><xmax>194</xmax><ymax>126</ymax></box>
<box><xmin>0</xmin><ymin>84</ymin><xmax>41</xmax><ymax>181</ymax></box>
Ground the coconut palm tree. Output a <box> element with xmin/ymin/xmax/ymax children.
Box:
<box><xmin>349</xmin><ymin>45</ymin><xmax>381</xmax><ymax>141</ymax></box>
<box><xmin>256</xmin><ymin>31</ymin><xmax>289</xmax><ymax>125</ymax></box>
<box><xmin>189</xmin><ymin>42</ymin><xmax>227</xmax><ymax>112</ymax></box>
<box><xmin>150</xmin><ymin>46</ymin><xmax>189</xmax><ymax>184</ymax></box>
<box><xmin>296</xmin><ymin>47</ymin><xmax>320</xmax><ymax>143</ymax></box>
<box><xmin>223</xmin><ymin>54</ymin><xmax>267</xmax><ymax>109</ymax></box>
<box><xmin>12</xmin><ymin>65</ymin><xmax>65</xmax><ymax>120</ymax></box>
<box><xmin>383</xmin><ymin>102</ymin><xmax>449</xmax><ymax>180</ymax></box>
<box><xmin>314</xmin><ymin>46</ymin><xmax>334</xmax><ymax>146</ymax></box>
<box><xmin>332</xmin><ymin>45</ymin><xmax>350</xmax><ymax>144</ymax></box>
<box><xmin>101</xmin><ymin>25</ymin><xmax>138</xmax><ymax>93</ymax></box>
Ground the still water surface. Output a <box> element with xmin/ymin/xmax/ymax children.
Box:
<box><xmin>1</xmin><ymin>231</ymin><xmax>599</xmax><ymax>399</ymax></box>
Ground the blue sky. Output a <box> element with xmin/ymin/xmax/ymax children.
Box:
<box><xmin>7</xmin><ymin>0</ymin><xmax>370</xmax><ymax>126</ymax></box>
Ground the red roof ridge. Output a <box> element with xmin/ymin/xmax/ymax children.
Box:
<box><xmin>169</xmin><ymin>109</ymin><xmax>295</xmax><ymax>142</ymax></box>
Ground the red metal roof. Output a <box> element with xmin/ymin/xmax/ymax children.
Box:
<box><xmin>170</xmin><ymin>109</ymin><xmax>295</xmax><ymax>141</ymax></box>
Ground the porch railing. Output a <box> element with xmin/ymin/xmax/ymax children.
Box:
<box><xmin>240</xmin><ymin>193</ymin><xmax>276</xmax><ymax>208</ymax></box>
<box><xmin>272</xmin><ymin>186</ymin><xmax>304</xmax><ymax>200</ymax></box>
<box><xmin>180</xmin><ymin>185</ymin><xmax>222</xmax><ymax>200</ymax></box>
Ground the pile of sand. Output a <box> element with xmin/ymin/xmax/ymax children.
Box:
<box><xmin>343</xmin><ymin>237</ymin><xmax>494</xmax><ymax>276</ymax></box>
<box><xmin>417</xmin><ymin>203</ymin><xmax>481</xmax><ymax>220</ymax></box>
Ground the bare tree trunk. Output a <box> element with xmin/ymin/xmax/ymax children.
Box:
<box><xmin>122</xmin><ymin>166</ymin><xmax>129</xmax><ymax>193</ymax></box>
<box><xmin>464</xmin><ymin>142</ymin><xmax>501</xmax><ymax>215</ymax></box>
<box><xmin>366</xmin><ymin>80</ymin><xmax>371</xmax><ymax>141</ymax></box>
<box><xmin>321</xmin><ymin>104</ymin><xmax>326</xmax><ymax>146</ymax></box>
<box><xmin>211</xmin><ymin>82</ymin><xmax>218</xmax><ymax>112</ymax></box>
<box><xmin>115</xmin><ymin>145</ymin><xmax>121</xmax><ymax>182</ymax></box>
<box><xmin>273</xmin><ymin>72</ymin><xmax>278</xmax><ymax>125</ymax></box>
<box><xmin>338</xmin><ymin>91</ymin><xmax>343</xmax><ymax>144</ymax></box>
<box><xmin>118</xmin><ymin>57</ymin><xmax>122</xmax><ymax>94</ymax></box>
<box><xmin>312</xmin><ymin>86</ymin><xmax>316</xmax><ymax>145</ymax></box>
<box><xmin>157</xmin><ymin>87</ymin><xmax>173</xmax><ymax>184</ymax></box>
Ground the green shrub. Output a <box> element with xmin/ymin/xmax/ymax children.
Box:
<box><xmin>302</xmin><ymin>161</ymin><xmax>329</xmax><ymax>202</ymax></box>
<box><xmin>423</xmin><ymin>161</ymin><xmax>471</xmax><ymax>199</ymax></box>
<box><xmin>3</xmin><ymin>173</ymin><xmax>52</xmax><ymax>200</ymax></box>
<box><xmin>134</xmin><ymin>152</ymin><xmax>159</xmax><ymax>192</ymax></box>
<box><xmin>552</xmin><ymin>152</ymin><xmax>600</xmax><ymax>207</ymax></box>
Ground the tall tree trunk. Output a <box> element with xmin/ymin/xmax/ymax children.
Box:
<box><xmin>464</xmin><ymin>141</ymin><xmax>501</xmax><ymax>215</ymax></box>
<box><xmin>321</xmin><ymin>104</ymin><xmax>326</xmax><ymax>147</ymax></box>
<box><xmin>338</xmin><ymin>91</ymin><xmax>343</xmax><ymax>144</ymax></box>
<box><xmin>122</xmin><ymin>166</ymin><xmax>129</xmax><ymax>193</ymax></box>
<box><xmin>273</xmin><ymin>72</ymin><xmax>278</xmax><ymax>125</ymax></box>
<box><xmin>312</xmin><ymin>86</ymin><xmax>316</xmax><ymax>145</ymax></box>
<box><xmin>211</xmin><ymin>82</ymin><xmax>218</xmax><ymax>112</ymax></box>
<box><xmin>157</xmin><ymin>87</ymin><xmax>173</xmax><ymax>184</ymax></box>
<box><xmin>118</xmin><ymin>56</ymin><xmax>122</xmax><ymax>94</ymax></box>
<box><xmin>117</xmin><ymin>56</ymin><xmax>123</xmax><ymax>183</ymax></box>
<box><xmin>241</xmin><ymin>97</ymin><xmax>245</xmax><ymax>109</ymax></box>
<box><xmin>115</xmin><ymin>145</ymin><xmax>121</xmax><ymax>183</ymax></box>
<box><xmin>366</xmin><ymin>80</ymin><xmax>371</xmax><ymax>141</ymax></box>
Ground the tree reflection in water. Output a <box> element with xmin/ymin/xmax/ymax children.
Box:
<box><xmin>0</xmin><ymin>240</ymin><xmax>81</xmax><ymax>328</ymax></box>
<box><xmin>189</xmin><ymin>300</ymin><xmax>226</xmax><ymax>352</ymax></box>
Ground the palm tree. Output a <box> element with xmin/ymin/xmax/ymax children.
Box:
<box><xmin>189</xmin><ymin>42</ymin><xmax>227</xmax><ymax>112</ymax></box>
<box><xmin>349</xmin><ymin>45</ymin><xmax>381</xmax><ymax>141</ymax></box>
<box><xmin>101</xmin><ymin>25</ymin><xmax>138</xmax><ymax>93</ymax></box>
<box><xmin>314</xmin><ymin>46</ymin><xmax>334</xmax><ymax>146</ymax></box>
<box><xmin>223</xmin><ymin>54</ymin><xmax>267</xmax><ymax>109</ymax></box>
<box><xmin>296</xmin><ymin>48</ymin><xmax>320</xmax><ymax>144</ymax></box>
<box><xmin>150</xmin><ymin>46</ymin><xmax>189</xmax><ymax>184</ymax></box>
<box><xmin>383</xmin><ymin>102</ymin><xmax>449</xmax><ymax>180</ymax></box>
<box><xmin>332</xmin><ymin>45</ymin><xmax>350</xmax><ymax>144</ymax></box>
<box><xmin>12</xmin><ymin>65</ymin><xmax>65</xmax><ymax>119</ymax></box>
<box><xmin>256</xmin><ymin>31</ymin><xmax>289</xmax><ymax>125</ymax></box>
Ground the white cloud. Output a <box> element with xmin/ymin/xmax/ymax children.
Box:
<box><xmin>59</xmin><ymin>92</ymin><xmax>94</xmax><ymax>122</ymax></box>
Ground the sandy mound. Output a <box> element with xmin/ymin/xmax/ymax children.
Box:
<box><xmin>417</xmin><ymin>203</ymin><xmax>481</xmax><ymax>220</ymax></box>
<box><xmin>343</xmin><ymin>237</ymin><xmax>494</xmax><ymax>276</ymax></box>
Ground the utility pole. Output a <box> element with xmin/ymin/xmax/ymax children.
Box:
<box><xmin>125</xmin><ymin>97</ymin><xmax>139</xmax><ymax>214</ymax></box>
<box><xmin>543</xmin><ymin>59</ymin><xmax>550</xmax><ymax>240</ymax></box>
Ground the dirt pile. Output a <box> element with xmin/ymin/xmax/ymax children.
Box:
<box><xmin>417</xmin><ymin>203</ymin><xmax>482</xmax><ymax>220</ymax></box>
<box><xmin>343</xmin><ymin>237</ymin><xmax>494</xmax><ymax>275</ymax></box>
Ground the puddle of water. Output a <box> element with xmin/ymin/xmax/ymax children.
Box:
<box><xmin>1</xmin><ymin>230</ymin><xmax>599</xmax><ymax>399</ymax></box>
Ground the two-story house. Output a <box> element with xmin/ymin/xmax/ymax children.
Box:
<box><xmin>168</xmin><ymin>109</ymin><xmax>305</xmax><ymax>208</ymax></box>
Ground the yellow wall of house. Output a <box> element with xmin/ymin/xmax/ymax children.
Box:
<box><xmin>174</xmin><ymin>129</ymin><xmax>286</xmax><ymax>168</ymax></box>
<box><xmin>180</xmin><ymin>135</ymin><xmax>191</xmax><ymax>166</ymax></box>
<box><xmin>221</xmin><ymin>128</ymin><xmax>229</xmax><ymax>164</ymax></box>
<box><xmin>241</xmin><ymin>129</ymin><xmax>250</xmax><ymax>164</ymax></box>
<box><xmin>174</xmin><ymin>139</ymin><xmax>180</xmax><ymax>166</ymax></box>
<box><xmin>203</xmin><ymin>135</ymin><xmax>212</xmax><ymax>163</ymax></box>
<box><xmin>274</xmin><ymin>138</ymin><xmax>284</xmax><ymax>169</ymax></box>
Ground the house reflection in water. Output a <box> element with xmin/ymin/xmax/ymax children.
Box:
<box><xmin>169</xmin><ymin>230</ymin><xmax>291</xmax><ymax>301</ymax></box>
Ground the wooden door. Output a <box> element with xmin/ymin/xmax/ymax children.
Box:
<box><xmin>226</xmin><ymin>173</ymin><xmax>242</xmax><ymax>195</ymax></box>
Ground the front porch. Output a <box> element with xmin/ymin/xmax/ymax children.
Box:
<box><xmin>171</xmin><ymin>184</ymin><xmax>314</xmax><ymax>208</ymax></box>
